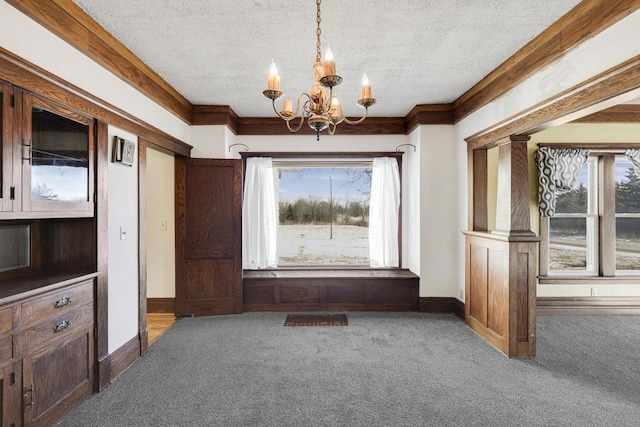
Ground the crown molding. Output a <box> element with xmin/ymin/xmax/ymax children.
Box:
<box><xmin>405</xmin><ymin>104</ymin><xmax>454</xmax><ymax>134</ymax></box>
<box><xmin>571</xmin><ymin>104</ymin><xmax>640</xmax><ymax>123</ymax></box>
<box><xmin>452</xmin><ymin>0</ymin><xmax>640</xmax><ymax>123</ymax></box>
<box><xmin>6</xmin><ymin>0</ymin><xmax>193</xmax><ymax>123</ymax></box>
<box><xmin>192</xmin><ymin>105</ymin><xmax>239</xmax><ymax>134</ymax></box>
<box><xmin>235</xmin><ymin>117</ymin><xmax>408</xmax><ymax>136</ymax></box>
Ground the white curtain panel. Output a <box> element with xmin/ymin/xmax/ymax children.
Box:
<box><xmin>625</xmin><ymin>149</ymin><xmax>640</xmax><ymax>178</ymax></box>
<box><xmin>369</xmin><ymin>157</ymin><xmax>400</xmax><ymax>268</ymax></box>
<box><xmin>242</xmin><ymin>157</ymin><xmax>277</xmax><ymax>269</ymax></box>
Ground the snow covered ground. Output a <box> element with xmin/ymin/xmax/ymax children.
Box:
<box><xmin>277</xmin><ymin>224</ymin><xmax>369</xmax><ymax>265</ymax></box>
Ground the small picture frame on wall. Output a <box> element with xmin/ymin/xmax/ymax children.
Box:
<box><xmin>113</xmin><ymin>136</ymin><xmax>136</xmax><ymax>166</ymax></box>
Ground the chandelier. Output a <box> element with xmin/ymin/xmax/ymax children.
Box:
<box><xmin>263</xmin><ymin>0</ymin><xmax>376</xmax><ymax>140</ymax></box>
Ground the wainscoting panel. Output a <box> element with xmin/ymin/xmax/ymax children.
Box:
<box><xmin>243</xmin><ymin>269</ymin><xmax>419</xmax><ymax>312</ymax></box>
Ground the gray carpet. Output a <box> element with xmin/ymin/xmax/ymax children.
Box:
<box><xmin>61</xmin><ymin>313</ymin><xmax>640</xmax><ymax>426</ymax></box>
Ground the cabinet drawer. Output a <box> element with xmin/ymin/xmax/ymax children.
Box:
<box><xmin>21</xmin><ymin>280</ymin><xmax>93</xmax><ymax>327</ymax></box>
<box><xmin>15</xmin><ymin>302</ymin><xmax>93</xmax><ymax>356</ymax></box>
<box><xmin>0</xmin><ymin>306</ymin><xmax>14</xmax><ymax>335</ymax></box>
<box><xmin>0</xmin><ymin>335</ymin><xmax>12</xmax><ymax>364</ymax></box>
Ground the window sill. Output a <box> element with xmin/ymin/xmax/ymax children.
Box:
<box><xmin>539</xmin><ymin>276</ymin><xmax>640</xmax><ymax>285</ymax></box>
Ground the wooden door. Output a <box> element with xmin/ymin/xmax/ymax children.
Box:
<box><xmin>175</xmin><ymin>158</ymin><xmax>243</xmax><ymax>316</ymax></box>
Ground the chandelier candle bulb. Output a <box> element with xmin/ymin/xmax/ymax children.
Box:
<box><xmin>268</xmin><ymin>60</ymin><xmax>280</xmax><ymax>90</ymax></box>
<box><xmin>361</xmin><ymin>73</ymin><xmax>371</xmax><ymax>99</ymax></box>
<box><xmin>283</xmin><ymin>99</ymin><xmax>293</xmax><ymax>113</ymax></box>
<box><xmin>323</xmin><ymin>46</ymin><xmax>336</xmax><ymax>76</ymax></box>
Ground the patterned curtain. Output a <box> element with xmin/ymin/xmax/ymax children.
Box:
<box><xmin>534</xmin><ymin>147</ymin><xmax>590</xmax><ymax>217</ymax></box>
<box><xmin>625</xmin><ymin>149</ymin><xmax>640</xmax><ymax>178</ymax></box>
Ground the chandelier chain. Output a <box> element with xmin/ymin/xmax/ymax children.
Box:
<box><xmin>316</xmin><ymin>0</ymin><xmax>322</xmax><ymax>62</ymax></box>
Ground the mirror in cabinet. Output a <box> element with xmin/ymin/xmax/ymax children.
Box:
<box><xmin>21</xmin><ymin>94</ymin><xmax>94</xmax><ymax>216</ymax></box>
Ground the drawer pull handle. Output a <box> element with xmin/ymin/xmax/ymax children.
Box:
<box><xmin>54</xmin><ymin>296</ymin><xmax>72</xmax><ymax>308</ymax></box>
<box><xmin>53</xmin><ymin>320</ymin><xmax>71</xmax><ymax>333</ymax></box>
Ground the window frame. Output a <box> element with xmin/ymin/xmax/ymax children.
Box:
<box><xmin>539</xmin><ymin>145</ymin><xmax>640</xmax><ymax>283</ymax></box>
<box><xmin>241</xmin><ymin>151</ymin><xmax>403</xmax><ymax>270</ymax></box>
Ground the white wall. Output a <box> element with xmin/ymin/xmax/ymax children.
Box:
<box><xmin>419</xmin><ymin>125</ymin><xmax>462</xmax><ymax>297</ymax></box>
<box><xmin>107</xmin><ymin>126</ymin><xmax>139</xmax><ymax>353</ymax></box>
<box><xmin>146</xmin><ymin>147</ymin><xmax>176</xmax><ymax>298</ymax></box>
<box><xmin>402</xmin><ymin>128</ymin><xmax>421</xmax><ymax>276</ymax></box>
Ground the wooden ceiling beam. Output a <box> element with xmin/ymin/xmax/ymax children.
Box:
<box><xmin>452</xmin><ymin>0</ymin><xmax>640</xmax><ymax>123</ymax></box>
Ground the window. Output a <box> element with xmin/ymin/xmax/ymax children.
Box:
<box><xmin>615</xmin><ymin>157</ymin><xmax>640</xmax><ymax>273</ymax></box>
<box><xmin>275</xmin><ymin>162</ymin><xmax>372</xmax><ymax>265</ymax></box>
<box><xmin>541</xmin><ymin>152</ymin><xmax>640</xmax><ymax>277</ymax></box>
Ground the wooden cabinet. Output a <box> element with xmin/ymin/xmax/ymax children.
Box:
<box><xmin>0</xmin><ymin>81</ymin><xmax>95</xmax><ymax>219</ymax></box>
<box><xmin>0</xmin><ymin>276</ymin><xmax>95</xmax><ymax>426</ymax></box>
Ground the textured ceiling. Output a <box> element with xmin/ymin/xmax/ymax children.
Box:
<box><xmin>72</xmin><ymin>0</ymin><xmax>583</xmax><ymax>117</ymax></box>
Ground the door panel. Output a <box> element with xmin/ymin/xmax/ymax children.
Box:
<box><xmin>175</xmin><ymin>158</ymin><xmax>242</xmax><ymax>316</ymax></box>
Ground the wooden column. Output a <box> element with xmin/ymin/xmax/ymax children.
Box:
<box><xmin>464</xmin><ymin>134</ymin><xmax>540</xmax><ymax>358</ymax></box>
<box><xmin>494</xmin><ymin>135</ymin><xmax>534</xmax><ymax>236</ymax></box>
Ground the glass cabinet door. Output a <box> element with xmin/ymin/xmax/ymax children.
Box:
<box><xmin>22</xmin><ymin>93</ymin><xmax>94</xmax><ymax>215</ymax></box>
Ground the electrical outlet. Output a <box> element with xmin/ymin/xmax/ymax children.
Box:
<box><xmin>590</xmin><ymin>287</ymin><xmax>598</xmax><ymax>297</ymax></box>
<box><xmin>120</xmin><ymin>226</ymin><xmax>127</xmax><ymax>240</ymax></box>
<box><xmin>160</xmin><ymin>220</ymin><xmax>167</xmax><ymax>230</ymax></box>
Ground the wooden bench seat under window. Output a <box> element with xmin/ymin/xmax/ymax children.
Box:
<box><xmin>243</xmin><ymin>269</ymin><xmax>419</xmax><ymax>312</ymax></box>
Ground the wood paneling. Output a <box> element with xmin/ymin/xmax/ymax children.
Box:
<box><xmin>469</xmin><ymin>245</ymin><xmax>488</xmax><ymax>325</ymax></box>
<box><xmin>147</xmin><ymin>297</ymin><xmax>175</xmax><ymax>313</ymax></box>
<box><xmin>487</xmin><ymin>248</ymin><xmax>504</xmax><ymax>336</ymax></box>
<box><xmin>452</xmin><ymin>0</ymin><xmax>640</xmax><ymax>122</ymax></box>
<box><xmin>464</xmin><ymin>231</ymin><xmax>539</xmax><ymax>358</ymax></box>
<box><xmin>243</xmin><ymin>269</ymin><xmax>419</xmax><ymax>312</ymax></box>
<box><xmin>469</xmin><ymin>149</ymin><xmax>488</xmax><ymax>231</ymax></box>
<box><xmin>466</xmin><ymin>55</ymin><xmax>640</xmax><ymax>150</ymax></box>
<box><xmin>573</xmin><ymin>104</ymin><xmax>640</xmax><ymax>122</ymax></box>
<box><xmin>418</xmin><ymin>297</ymin><xmax>465</xmax><ymax>320</ymax></box>
<box><xmin>6</xmin><ymin>0</ymin><xmax>192</xmax><ymax>123</ymax></box>
<box><xmin>537</xmin><ymin>297</ymin><xmax>640</xmax><ymax>315</ymax></box>
<box><xmin>0</xmin><ymin>48</ymin><xmax>191</xmax><ymax>156</ymax></box>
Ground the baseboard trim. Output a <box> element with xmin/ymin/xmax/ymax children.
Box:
<box><xmin>147</xmin><ymin>297</ymin><xmax>175</xmax><ymax>313</ymax></box>
<box><xmin>537</xmin><ymin>297</ymin><xmax>640</xmax><ymax>316</ymax></box>
<box><xmin>97</xmin><ymin>354</ymin><xmax>111</xmax><ymax>392</ymax></box>
<box><xmin>419</xmin><ymin>297</ymin><xmax>465</xmax><ymax>320</ymax></box>
<box><xmin>109</xmin><ymin>335</ymin><xmax>141</xmax><ymax>383</ymax></box>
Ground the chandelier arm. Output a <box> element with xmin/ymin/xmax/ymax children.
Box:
<box><xmin>271</xmin><ymin>99</ymin><xmax>290</xmax><ymax>120</ymax></box>
<box><xmin>285</xmin><ymin>114</ymin><xmax>307</xmax><ymax>133</ymax></box>
<box><xmin>285</xmin><ymin>95</ymin><xmax>313</xmax><ymax>132</ymax></box>
<box><xmin>327</xmin><ymin>122</ymin><xmax>337</xmax><ymax>135</ymax></box>
<box><xmin>341</xmin><ymin>106</ymin><xmax>370</xmax><ymax>125</ymax></box>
